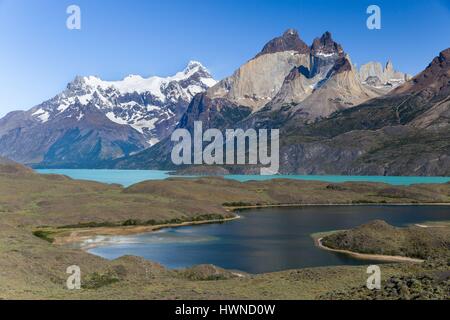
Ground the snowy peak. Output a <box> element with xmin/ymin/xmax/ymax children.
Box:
<box><xmin>0</xmin><ymin>61</ymin><xmax>217</xmax><ymax>166</ymax></box>
<box><xmin>182</xmin><ymin>60</ymin><xmax>211</xmax><ymax>77</ymax></box>
<box><xmin>164</xmin><ymin>61</ymin><xmax>215</xmax><ymax>84</ymax></box>
<box><xmin>66</xmin><ymin>61</ymin><xmax>215</xmax><ymax>99</ymax></box>
<box><xmin>29</xmin><ymin>61</ymin><xmax>216</xmax><ymax>149</ymax></box>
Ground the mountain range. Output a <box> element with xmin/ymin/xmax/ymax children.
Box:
<box><xmin>0</xmin><ymin>61</ymin><xmax>216</xmax><ymax>167</ymax></box>
<box><xmin>112</xmin><ymin>29</ymin><xmax>449</xmax><ymax>176</ymax></box>
<box><xmin>1</xmin><ymin>29</ymin><xmax>448</xmax><ymax>176</ymax></box>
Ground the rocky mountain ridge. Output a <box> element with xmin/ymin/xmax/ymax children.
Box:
<box><xmin>113</xmin><ymin>33</ymin><xmax>449</xmax><ymax>176</ymax></box>
<box><xmin>112</xmin><ymin>29</ymin><xmax>432</xmax><ymax>173</ymax></box>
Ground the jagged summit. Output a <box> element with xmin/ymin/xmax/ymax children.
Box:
<box><xmin>358</xmin><ymin>60</ymin><xmax>410</xmax><ymax>90</ymax></box>
<box><xmin>257</xmin><ymin>28</ymin><xmax>310</xmax><ymax>57</ymax></box>
<box><xmin>66</xmin><ymin>61</ymin><xmax>214</xmax><ymax>95</ymax></box>
<box><xmin>207</xmin><ymin>29</ymin><xmax>312</xmax><ymax>111</ymax></box>
<box><xmin>207</xmin><ymin>28</ymin><xmax>410</xmax><ymax>117</ymax></box>
<box><xmin>186</xmin><ymin>60</ymin><xmax>206</xmax><ymax>69</ymax></box>
<box><xmin>311</xmin><ymin>31</ymin><xmax>344</xmax><ymax>57</ymax></box>
<box><xmin>385</xmin><ymin>60</ymin><xmax>394</xmax><ymax>71</ymax></box>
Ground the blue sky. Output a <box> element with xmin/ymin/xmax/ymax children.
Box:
<box><xmin>0</xmin><ymin>0</ymin><xmax>449</xmax><ymax>117</ymax></box>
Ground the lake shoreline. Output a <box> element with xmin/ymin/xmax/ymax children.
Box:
<box><xmin>227</xmin><ymin>202</ymin><xmax>450</xmax><ymax>211</ymax></box>
<box><xmin>53</xmin><ymin>215</ymin><xmax>241</xmax><ymax>250</ymax></box>
<box><xmin>54</xmin><ymin>202</ymin><xmax>450</xmax><ymax>250</ymax></box>
<box><xmin>36</xmin><ymin>169</ymin><xmax>450</xmax><ymax>187</ymax></box>
<box><xmin>315</xmin><ymin>237</ymin><xmax>425</xmax><ymax>264</ymax></box>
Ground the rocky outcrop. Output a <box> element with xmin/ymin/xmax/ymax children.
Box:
<box><xmin>207</xmin><ymin>31</ymin><xmax>311</xmax><ymax>111</ymax></box>
<box><xmin>310</xmin><ymin>31</ymin><xmax>344</xmax><ymax>57</ymax></box>
<box><xmin>238</xmin><ymin>32</ymin><xmax>384</xmax><ymax>127</ymax></box>
<box><xmin>359</xmin><ymin>60</ymin><xmax>411</xmax><ymax>90</ymax></box>
<box><xmin>309</xmin><ymin>32</ymin><xmax>345</xmax><ymax>78</ymax></box>
<box><xmin>257</xmin><ymin>29</ymin><xmax>310</xmax><ymax>57</ymax></box>
<box><xmin>289</xmin><ymin>55</ymin><xmax>382</xmax><ymax>121</ymax></box>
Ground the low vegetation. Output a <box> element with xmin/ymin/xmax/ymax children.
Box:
<box><xmin>1</xmin><ymin>163</ymin><xmax>449</xmax><ymax>300</ymax></box>
<box><xmin>321</xmin><ymin>220</ymin><xmax>450</xmax><ymax>260</ymax></box>
<box><xmin>83</xmin><ymin>272</ymin><xmax>120</xmax><ymax>290</ymax></box>
<box><xmin>32</xmin><ymin>230</ymin><xmax>55</xmax><ymax>243</ymax></box>
<box><xmin>322</xmin><ymin>274</ymin><xmax>450</xmax><ymax>300</ymax></box>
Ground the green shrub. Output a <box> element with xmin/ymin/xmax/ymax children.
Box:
<box><xmin>83</xmin><ymin>272</ymin><xmax>119</xmax><ymax>289</ymax></box>
<box><xmin>222</xmin><ymin>202</ymin><xmax>253</xmax><ymax>207</ymax></box>
<box><xmin>32</xmin><ymin>230</ymin><xmax>54</xmax><ymax>243</ymax></box>
<box><xmin>122</xmin><ymin>219</ymin><xmax>140</xmax><ymax>226</ymax></box>
<box><xmin>59</xmin><ymin>221</ymin><xmax>117</xmax><ymax>229</ymax></box>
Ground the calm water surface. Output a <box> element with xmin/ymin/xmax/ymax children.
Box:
<box><xmin>36</xmin><ymin>169</ymin><xmax>450</xmax><ymax>187</ymax></box>
<box><xmin>87</xmin><ymin>206</ymin><xmax>450</xmax><ymax>274</ymax></box>
<box><xmin>36</xmin><ymin>170</ymin><xmax>450</xmax><ymax>273</ymax></box>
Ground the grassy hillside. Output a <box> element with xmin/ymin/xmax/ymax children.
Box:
<box><xmin>321</xmin><ymin>220</ymin><xmax>450</xmax><ymax>260</ymax></box>
<box><xmin>320</xmin><ymin>221</ymin><xmax>450</xmax><ymax>299</ymax></box>
<box><xmin>0</xmin><ymin>163</ymin><xmax>449</xmax><ymax>299</ymax></box>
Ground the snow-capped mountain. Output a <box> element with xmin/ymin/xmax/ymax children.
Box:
<box><xmin>0</xmin><ymin>61</ymin><xmax>216</xmax><ymax>167</ymax></box>
<box><xmin>31</xmin><ymin>61</ymin><xmax>215</xmax><ymax>145</ymax></box>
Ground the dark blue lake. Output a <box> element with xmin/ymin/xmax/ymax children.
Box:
<box><xmin>87</xmin><ymin>205</ymin><xmax>450</xmax><ymax>274</ymax></box>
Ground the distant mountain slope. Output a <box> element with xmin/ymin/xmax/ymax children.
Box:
<box><xmin>0</xmin><ymin>62</ymin><xmax>216</xmax><ymax>167</ymax></box>
<box><xmin>358</xmin><ymin>60</ymin><xmax>411</xmax><ymax>89</ymax></box>
<box><xmin>0</xmin><ymin>156</ymin><xmax>34</xmax><ymax>175</ymax></box>
<box><xmin>0</xmin><ymin>156</ymin><xmax>13</xmax><ymax>165</ymax></box>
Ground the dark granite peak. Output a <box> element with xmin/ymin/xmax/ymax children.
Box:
<box><xmin>257</xmin><ymin>29</ymin><xmax>310</xmax><ymax>57</ymax></box>
<box><xmin>311</xmin><ymin>31</ymin><xmax>344</xmax><ymax>57</ymax></box>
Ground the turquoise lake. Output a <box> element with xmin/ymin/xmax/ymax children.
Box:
<box><xmin>36</xmin><ymin>169</ymin><xmax>450</xmax><ymax>187</ymax></box>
